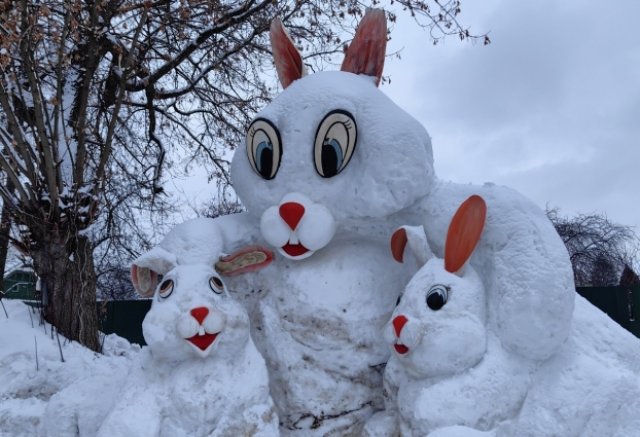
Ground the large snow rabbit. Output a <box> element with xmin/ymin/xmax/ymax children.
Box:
<box><xmin>132</xmin><ymin>9</ymin><xmax>576</xmax><ymax>436</ymax></box>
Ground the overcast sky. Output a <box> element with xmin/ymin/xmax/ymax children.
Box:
<box><xmin>174</xmin><ymin>0</ymin><xmax>639</xmax><ymax>233</ymax></box>
<box><xmin>383</xmin><ymin>0</ymin><xmax>640</xmax><ymax>232</ymax></box>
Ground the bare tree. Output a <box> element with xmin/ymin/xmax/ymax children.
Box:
<box><xmin>547</xmin><ymin>208</ymin><xmax>640</xmax><ymax>287</ymax></box>
<box><xmin>0</xmin><ymin>0</ymin><xmax>486</xmax><ymax>350</ymax></box>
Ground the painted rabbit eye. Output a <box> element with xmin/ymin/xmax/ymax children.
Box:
<box><xmin>426</xmin><ymin>284</ymin><xmax>448</xmax><ymax>310</ymax></box>
<box><xmin>314</xmin><ymin>110</ymin><xmax>357</xmax><ymax>178</ymax></box>
<box><xmin>209</xmin><ymin>276</ymin><xmax>224</xmax><ymax>294</ymax></box>
<box><xmin>246</xmin><ymin>118</ymin><xmax>282</xmax><ymax>180</ymax></box>
<box><xmin>158</xmin><ymin>279</ymin><xmax>174</xmax><ymax>299</ymax></box>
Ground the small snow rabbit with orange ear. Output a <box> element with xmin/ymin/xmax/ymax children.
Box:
<box><xmin>97</xmin><ymin>218</ymin><xmax>280</xmax><ymax>437</ymax></box>
<box><xmin>371</xmin><ymin>196</ymin><xmax>532</xmax><ymax>436</ymax></box>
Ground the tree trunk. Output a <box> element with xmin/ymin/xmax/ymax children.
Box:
<box><xmin>0</xmin><ymin>180</ymin><xmax>14</xmax><ymax>295</ymax></box>
<box><xmin>31</xmin><ymin>229</ymin><xmax>100</xmax><ymax>351</ymax></box>
<box><xmin>0</xmin><ymin>202</ymin><xmax>12</xmax><ymax>295</ymax></box>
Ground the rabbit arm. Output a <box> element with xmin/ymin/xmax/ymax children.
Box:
<box><xmin>212</xmin><ymin>211</ymin><xmax>264</xmax><ymax>253</ymax></box>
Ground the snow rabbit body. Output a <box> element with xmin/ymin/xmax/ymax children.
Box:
<box><xmin>103</xmin><ymin>218</ymin><xmax>279</xmax><ymax>437</ymax></box>
<box><xmin>370</xmin><ymin>196</ymin><xmax>530</xmax><ymax>436</ymax></box>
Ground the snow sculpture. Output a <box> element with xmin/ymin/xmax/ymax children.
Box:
<box><xmin>369</xmin><ymin>197</ymin><xmax>640</xmax><ymax>436</ymax></box>
<box><xmin>131</xmin><ymin>9</ymin><xmax>576</xmax><ymax>435</ymax></box>
<box><xmin>102</xmin><ymin>218</ymin><xmax>279</xmax><ymax>437</ymax></box>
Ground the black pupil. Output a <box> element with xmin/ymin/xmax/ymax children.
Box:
<box><xmin>321</xmin><ymin>141</ymin><xmax>339</xmax><ymax>177</ymax></box>
<box><xmin>427</xmin><ymin>291</ymin><xmax>445</xmax><ymax>310</ymax></box>
<box><xmin>257</xmin><ymin>144</ymin><xmax>273</xmax><ymax>179</ymax></box>
<box><xmin>212</xmin><ymin>277</ymin><xmax>222</xmax><ymax>288</ymax></box>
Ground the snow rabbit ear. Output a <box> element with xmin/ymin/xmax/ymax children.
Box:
<box><xmin>444</xmin><ymin>195</ymin><xmax>487</xmax><ymax>273</ymax></box>
<box><xmin>341</xmin><ymin>9</ymin><xmax>388</xmax><ymax>86</ymax></box>
<box><xmin>130</xmin><ymin>246</ymin><xmax>178</xmax><ymax>297</ymax></box>
<box><xmin>215</xmin><ymin>246</ymin><xmax>274</xmax><ymax>277</ymax></box>
<box><xmin>270</xmin><ymin>17</ymin><xmax>306</xmax><ymax>89</ymax></box>
<box><xmin>390</xmin><ymin>225</ymin><xmax>434</xmax><ymax>266</ymax></box>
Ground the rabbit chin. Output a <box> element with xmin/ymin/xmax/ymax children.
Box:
<box><xmin>401</xmin><ymin>333</ymin><xmax>487</xmax><ymax>380</ymax></box>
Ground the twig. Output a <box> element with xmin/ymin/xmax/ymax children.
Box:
<box><xmin>28</xmin><ymin>305</ymin><xmax>34</xmax><ymax>328</ymax></box>
<box><xmin>34</xmin><ymin>336</ymin><xmax>39</xmax><ymax>371</ymax></box>
<box><xmin>99</xmin><ymin>332</ymin><xmax>106</xmax><ymax>354</ymax></box>
<box><xmin>55</xmin><ymin>328</ymin><xmax>65</xmax><ymax>363</ymax></box>
<box><xmin>0</xmin><ymin>298</ymin><xmax>7</xmax><ymax>318</ymax></box>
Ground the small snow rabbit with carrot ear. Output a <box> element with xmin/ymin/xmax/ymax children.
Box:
<box><xmin>370</xmin><ymin>196</ymin><xmax>533</xmax><ymax>436</ymax></box>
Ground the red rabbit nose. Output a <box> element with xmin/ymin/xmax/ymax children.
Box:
<box><xmin>393</xmin><ymin>315</ymin><xmax>408</xmax><ymax>337</ymax></box>
<box><xmin>190</xmin><ymin>307</ymin><xmax>209</xmax><ymax>325</ymax></box>
<box><xmin>279</xmin><ymin>202</ymin><xmax>305</xmax><ymax>230</ymax></box>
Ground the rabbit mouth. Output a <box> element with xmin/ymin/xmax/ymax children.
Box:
<box><xmin>186</xmin><ymin>332</ymin><xmax>218</xmax><ymax>352</ymax></box>
<box><xmin>394</xmin><ymin>343</ymin><xmax>410</xmax><ymax>355</ymax></box>
<box><xmin>280</xmin><ymin>242</ymin><xmax>311</xmax><ymax>259</ymax></box>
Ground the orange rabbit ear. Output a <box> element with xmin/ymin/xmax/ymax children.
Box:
<box><xmin>390</xmin><ymin>227</ymin><xmax>408</xmax><ymax>263</ymax></box>
<box><xmin>444</xmin><ymin>195</ymin><xmax>487</xmax><ymax>273</ymax></box>
<box><xmin>340</xmin><ymin>9</ymin><xmax>387</xmax><ymax>86</ymax></box>
<box><xmin>270</xmin><ymin>17</ymin><xmax>305</xmax><ymax>89</ymax></box>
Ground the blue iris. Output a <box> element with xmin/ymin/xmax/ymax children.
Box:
<box><xmin>321</xmin><ymin>138</ymin><xmax>343</xmax><ymax>177</ymax></box>
<box><xmin>255</xmin><ymin>141</ymin><xmax>274</xmax><ymax>178</ymax></box>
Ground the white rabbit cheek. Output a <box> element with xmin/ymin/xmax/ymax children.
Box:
<box><xmin>260</xmin><ymin>192</ymin><xmax>336</xmax><ymax>260</ymax></box>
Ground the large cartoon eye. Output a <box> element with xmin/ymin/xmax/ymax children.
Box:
<box><xmin>314</xmin><ymin>110</ymin><xmax>357</xmax><ymax>178</ymax></box>
<box><xmin>246</xmin><ymin>118</ymin><xmax>282</xmax><ymax>180</ymax></box>
<box><xmin>209</xmin><ymin>276</ymin><xmax>224</xmax><ymax>294</ymax></box>
<box><xmin>158</xmin><ymin>279</ymin><xmax>174</xmax><ymax>299</ymax></box>
<box><xmin>426</xmin><ymin>284</ymin><xmax>448</xmax><ymax>310</ymax></box>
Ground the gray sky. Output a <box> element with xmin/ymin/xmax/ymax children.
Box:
<box><xmin>383</xmin><ymin>0</ymin><xmax>640</xmax><ymax>233</ymax></box>
<box><xmin>174</xmin><ymin>0</ymin><xmax>639</xmax><ymax>234</ymax></box>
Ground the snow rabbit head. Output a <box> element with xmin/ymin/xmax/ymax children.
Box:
<box><xmin>129</xmin><ymin>218</ymin><xmax>273</xmax><ymax>362</ymax></box>
<box><xmin>231</xmin><ymin>10</ymin><xmax>435</xmax><ymax>261</ymax></box>
<box><xmin>386</xmin><ymin>195</ymin><xmax>488</xmax><ymax>379</ymax></box>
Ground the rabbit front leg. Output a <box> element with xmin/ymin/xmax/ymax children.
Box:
<box><xmin>97</xmin><ymin>387</ymin><xmax>162</xmax><ymax>437</ymax></box>
<box><xmin>397</xmin><ymin>336</ymin><xmax>532</xmax><ymax>435</ymax></box>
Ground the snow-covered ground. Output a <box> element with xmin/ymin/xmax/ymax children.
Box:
<box><xmin>0</xmin><ymin>300</ymin><xmax>139</xmax><ymax>437</ymax></box>
<box><xmin>3</xmin><ymin>292</ymin><xmax>640</xmax><ymax>437</ymax></box>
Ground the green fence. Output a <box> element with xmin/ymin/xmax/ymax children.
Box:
<box><xmin>14</xmin><ymin>286</ymin><xmax>640</xmax><ymax>345</ymax></box>
<box><xmin>99</xmin><ymin>299</ymin><xmax>152</xmax><ymax>345</ymax></box>
<box><xmin>2</xmin><ymin>270</ymin><xmax>37</xmax><ymax>300</ymax></box>
<box><xmin>576</xmin><ymin>286</ymin><xmax>640</xmax><ymax>338</ymax></box>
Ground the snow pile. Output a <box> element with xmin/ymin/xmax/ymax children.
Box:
<box><xmin>0</xmin><ymin>300</ymin><xmax>138</xmax><ymax>437</ymax></box>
